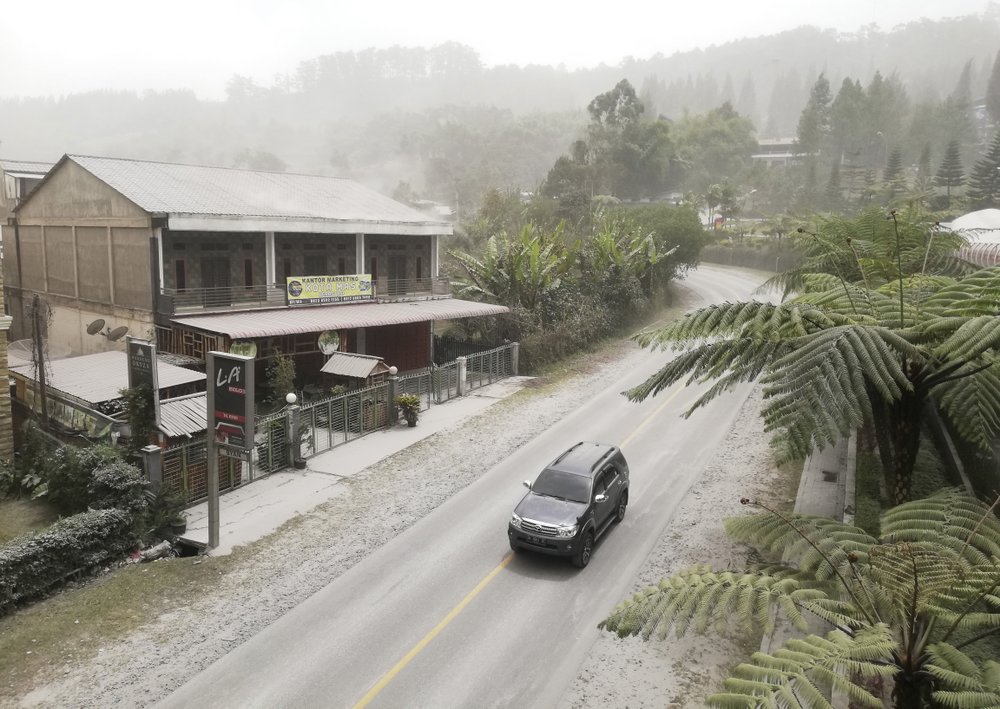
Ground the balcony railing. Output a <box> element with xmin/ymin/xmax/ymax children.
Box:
<box><xmin>157</xmin><ymin>277</ymin><xmax>452</xmax><ymax>315</ymax></box>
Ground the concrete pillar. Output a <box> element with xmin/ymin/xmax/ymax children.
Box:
<box><xmin>388</xmin><ymin>368</ymin><xmax>398</xmax><ymax>424</ymax></box>
<box><xmin>457</xmin><ymin>356</ymin><xmax>467</xmax><ymax>397</ymax></box>
<box><xmin>511</xmin><ymin>342</ymin><xmax>519</xmax><ymax>376</ymax></box>
<box><xmin>141</xmin><ymin>443</ymin><xmax>163</xmax><ymax>492</ymax></box>
<box><xmin>265</xmin><ymin>231</ymin><xmax>276</xmax><ymax>286</ymax></box>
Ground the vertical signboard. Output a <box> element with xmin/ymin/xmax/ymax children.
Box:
<box><xmin>205</xmin><ymin>351</ymin><xmax>255</xmax><ymax>549</ymax></box>
<box><xmin>126</xmin><ymin>337</ymin><xmax>160</xmax><ymax>428</ymax></box>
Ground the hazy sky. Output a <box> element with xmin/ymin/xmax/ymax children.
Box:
<box><xmin>1</xmin><ymin>0</ymin><xmax>992</xmax><ymax>100</ymax></box>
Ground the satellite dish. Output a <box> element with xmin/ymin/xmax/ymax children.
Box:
<box><xmin>107</xmin><ymin>326</ymin><xmax>130</xmax><ymax>342</ymax></box>
<box><xmin>318</xmin><ymin>330</ymin><xmax>340</xmax><ymax>355</ymax></box>
<box><xmin>8</xmin><ymin>339</ymin><xmax>72</xmax><ymax>366</ymax></box>
<box><xmin>230</xmin><ymin>340</ymin><xmax>257</xmax><ymax>357</ymax></box>
<box><xmin>86</xmin><ymin>319</ymin><xmax>106</xmax><ymax>336</ymax></box>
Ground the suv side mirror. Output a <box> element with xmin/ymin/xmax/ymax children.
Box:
<box><xmin>594</xmin><ymin>493</ymin><xmax>607</xmax><ymax>503</ymax></box>
<box><xmin>523</xmin><ymin>480</ymin><xmax>532</xmax><ymax>490</ymax></box>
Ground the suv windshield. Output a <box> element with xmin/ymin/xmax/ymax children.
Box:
<box><xmin>531</xmin><ymin>469</ymin><xmax>590</xmax><ymax>503</ymax></box>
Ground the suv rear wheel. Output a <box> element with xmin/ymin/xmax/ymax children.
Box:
<box><xmin>572</xmin><ymin>531</ymin><xmax>594</xmax><ymax>568</ymax></box>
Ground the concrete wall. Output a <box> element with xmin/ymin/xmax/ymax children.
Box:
<box><xmin>5</xmin><ymin>159</ymin><xmax>154</xmax><ymax>352</ymax></box>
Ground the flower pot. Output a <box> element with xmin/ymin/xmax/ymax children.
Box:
<box><xmin>169</xmin><ymin>519</ymin><xmax>187</xmax><ymax>535</ymax></box>
<box><xmin>407</xmin><ymin>418</ymin><xmax>417</xmax><ymax>427</ymax></box>
<box><xmin>293</xmin><ymin>458</ymin><xmax>307</xmax><ymax>469</ymax></box>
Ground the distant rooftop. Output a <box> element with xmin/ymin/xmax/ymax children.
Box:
<box><xmin>27</xmin><ymin>155</ymin><xmax>452</xmax><ymax>235</ymax></box>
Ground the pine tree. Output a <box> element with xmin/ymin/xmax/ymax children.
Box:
<box><xmin>966</xmin><ymin>131</ymin><xmax>1000</xmax><ymax>209</ymax></box>
<box><xmin>986</xmin><ymin>49</ymin><xmax>1000</xmax><ymax>125</ymax></box>
<box><xmin>883</xmin><ymin>146</ymin><xmax>904</xmax><ymax>196</ymax></box>
<box><xmin>824</xmin><ymin>162</ymin><xmax>842</xmax><ymax>210</ymax></box>
<box><xmin>934</xmin><ymin>138</ymin><xmax>965</xmax><ymax>204</ymax></box>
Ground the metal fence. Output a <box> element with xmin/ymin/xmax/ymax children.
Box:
<box><xmin>162</xmin><ymin>438</ymin><xmax>242</xmax><ymax>504</ymax></box>
<box><xmin>298</xmin><ymin>382</ymin><xmax>390</xmax><ymax>457</ymax></box>
<box><xmin>160</xmin><ymin>341</ymin><xmax>518</xmax><ymax>504</ymax></box>
<box><xmin>255</xmin><ymin>410</ymin><xmax>289</xmax><ymax>475</ymax></box>
<box><xmin>465</xmin><ymin>343</ymin><xmax>516</xmax><ymax>390</ymax></box>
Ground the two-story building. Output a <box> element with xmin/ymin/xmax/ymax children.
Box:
<box><xmin>2</xmin><ymin>155</ymin><xmax>508</xmax><ymax>393</ymax></box>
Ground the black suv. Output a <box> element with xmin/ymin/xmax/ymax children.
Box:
<box><xmin>507</xmin><ymin>441</ymin><xmax>629</xmax><ymax>568</ymax></box>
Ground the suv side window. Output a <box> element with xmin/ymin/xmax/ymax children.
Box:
<box><xmin>603</xmin><ymin>465</ymin><xmax>618</xmax><ymax>491</ymax></box>
<box><xmin>593</xmin><ymin>471</ymin><xmax>608</xmax><ymax>498</ymax></box>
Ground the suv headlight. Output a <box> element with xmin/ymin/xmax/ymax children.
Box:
<box><xmin>510</xmin><ymin>513</ymin><xmax>523</xmax><ymax>529</ymax></box>
<box><xmin>556</xmin><ymin>524</ymin><xmax>578</xmax><ymax>538</ymax></box>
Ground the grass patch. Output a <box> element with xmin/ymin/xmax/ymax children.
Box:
<box><xmin>0</xmin><ymin>554</ymin><xmax>235</xmax><ymax>697</ymax></box>
<box><xmin>0</xmin><ymin>497</ymin><xmax>61</xmax><ymax>545</ymax></box>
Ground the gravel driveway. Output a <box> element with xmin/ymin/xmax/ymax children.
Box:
<box><xmin>13</xmin><ymin>328</ymin><xmax>780</xmax><ymax>709</ymax></box>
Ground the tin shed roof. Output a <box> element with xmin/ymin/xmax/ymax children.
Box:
<box><xmin>10</xmin><ymin>350</ymin><xmax>206</xmax><ymax>404</ymax></box>
<box><xmin>171</xmin><ymin>298</ymin><xmax>509</xmax><ymax>339</ymax></box>
<box><xmin>158</xmin><ymin>393</ymin><xmax>208</xmax><ymax>438</ymax></box>
<box><xmin>319</xmin><ymin>352</ymin><xmax>389</xmax><ymax>379</ymax></box>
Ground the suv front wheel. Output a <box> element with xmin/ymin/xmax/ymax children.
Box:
<box><xmin>572</xmin><ymin>531</ymin><xmax>594</xmax><ymax>568</ymax></box>
<box><xmin>615</xmin><ymin>491</ymin><xmax>628</xmax><ymax>523</ymax></box>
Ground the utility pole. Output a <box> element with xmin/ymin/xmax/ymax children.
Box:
<box><xmin>30</xmin><ymin>294</ymin><xmax>49</xmax><ymax>425</ymax></box>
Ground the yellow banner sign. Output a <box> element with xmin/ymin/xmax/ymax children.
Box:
<box><xmin>285</xmin><ymin>274</ymin><xmax>374</xmax><ymax>306</ymax></box>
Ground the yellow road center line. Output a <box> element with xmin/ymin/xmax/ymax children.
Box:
<box><xmin>353</xmin><ymin>552</ymin><xmax>516</xmax><ymax>708</ymax></box>
<box><xmin>354</xmin><ymin>383</ymin><xmax>683</xmax><ymax>707</ymax></box>
<box><xmin>620</xmin><ymin>384</ymin><xmax>685</xmax><ymax>448</ymax></box>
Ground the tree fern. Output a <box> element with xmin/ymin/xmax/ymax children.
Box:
<box><xmin>601</xmin><ymin>491</ymin><xmax>1000</xmax><ymax>708</ymax></box>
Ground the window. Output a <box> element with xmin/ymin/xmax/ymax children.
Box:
<box><xmin>244</xmin><ymin>259</ymin><xmax>254</xmax><ymax>288</ymax></box>
<box><xmin>175</xmin><ymin>260</ymin><xmax>186</xmax><ymax>291</ymax></box>
<box><xmin>416</xmin><ymin>257</ymin><xmax>423</xmax><ymax>281</ymax></box>
<box><xmin>283</xmin><ymin>259</ymin><xmax>292</xmax><ymax>281</ymax></box>
<box><xmin>370</xmin><ymin>257</ymin><xmax>377</xmax><ymax>281</ymax></box>
<box><xmin>338</xmin><ymin>257</ymin><xmax>346</xmax><ymax>275</ymax></box>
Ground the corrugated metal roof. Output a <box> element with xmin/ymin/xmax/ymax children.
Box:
<box><xmin>320</xmin><ymin>352</ymin><xmax>388</xmax><ymax>378</ymax></box>
<box><xmin>172</xmin><ymin>298</ymin><xmax>509</xmax><ymax>339</ymax></box>
<box><xmin>63</xmin><ymin>155</ymin><xmax>449</xmax><ymax>229</ymax></box>
<box><xmin>10</xmin><ymin>350</ymin><xmax>206</xmax><ymax>404</ymax></box>
<box><xmin>158</xmin><ymin>393</ymin><xmax>208</xmax><ymax>438</ymax></box>
<box><xmin>0</xmin><ymin>159</ymin><xmax>53</xmax><ymax>176</ymax></box>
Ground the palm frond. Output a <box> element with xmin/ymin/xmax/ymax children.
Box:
<box><xmin>706</xmin><ymin>626</ymin><xmax>897</xmax><ymax>709</ymax></box>
<box><xmin>934</xmin><ymin>362</ymin><xmax>1000</xmax><ymax>450</ymax></box>
<box><xmin>881</xmin><ymin>489</ymin><xmax>1000</xmax><ymax>562</ymax></box>
<box><xmin>927</xmin><ymin>643</ymin><xmax>1000</xmax><ymax>708</ymax></box>
<box><xmin>598</xmin><ymin>565</ymin><xmax>827</xmax><ymax>640</ymax></box>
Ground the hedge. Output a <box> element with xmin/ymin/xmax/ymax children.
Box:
<box><xmin>0</xmin><ymin>508</ymin><xmax>134</xmax><ymax>615</ymax></box>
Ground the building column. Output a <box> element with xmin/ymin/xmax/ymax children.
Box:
<box><xmin>153</xmin><ymin>226</ymin><xmax>165</xmax><ymax>290</ymax></box>
<box><xmin>355</xmin><ymin>233</ymin><xmax>365</xmax><ymax>273</ymax></box>
<box><xmin>431</xmin><ymin>234</ymin><xmax>439</xmax><ymax>278</ymax></box>
<box><xmin>265</xmin><ymin>231</ymin><xmax>276</xmax><ymax>285</ymax></box>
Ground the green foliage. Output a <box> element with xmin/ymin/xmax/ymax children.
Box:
<box><xmin>631</xmin><ymin>208</ymin><xmax>1000</xmax><ymax>503</ymax></box>
<box><xmin>266</xmin><ymin>350</ymin><xmax>297</xmax><ymax>405</ymax></box>
<box><xmin>395</xmin><ymin>394</ymin><xmax>420</xmax><ymax>424</ymax></box>
<box><xmin>5</xmin><ymin>422</ymin><xmax>56</xmax><ymax>498</ymax></box>
<box><xmin>601</xmin><ymin>489</ymin><xmax>1000</xmax><ymax>708</ymax></box>
<box><xmin>120</xmin><ymin>383</ymin><xmax>156</xmax><ymax>451</ymax></box>
<box><xmin>0</xmin><ymin>508</ymin><xmax>134</xmax><ymax>616</ymax></box>
<box><xmin>87</xmin><ymin>460</ymin><xmax>149</xmax><ymax>517</ymax></box>
<box><xmin>44</xmin><ymin>445</ymin><xmax>123</xmax><ymax>515</ymax></box>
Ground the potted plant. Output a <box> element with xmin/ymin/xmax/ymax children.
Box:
<box><xmin>395</xmin><ymin>394</ymin><xmax>421</xmax><ymax>427</ymax></box>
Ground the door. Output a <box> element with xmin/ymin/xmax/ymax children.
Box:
<box><xmin>387</xmin><ymin>255</ymin><xmax>407</xmax><ymax>295</ymax></box>
<box><xmin>593</xmin><ymin>467</ymin><xmax>616</xmax><ymax>527</ymax></box>
<box><xmin>201</xmin><ymin>257</ymin><xmax>231</xmax><ymax>307</ymax></box>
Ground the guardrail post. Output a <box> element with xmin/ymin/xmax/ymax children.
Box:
<box><xmin>457</xmin><ymin>356</ymin><xmax>467</xmax><ymax>397</ymax></box>
<box><xmin>511</xmin><ymin>342</ymin><xmax>519</xmax><ymax>376</ymax></box>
